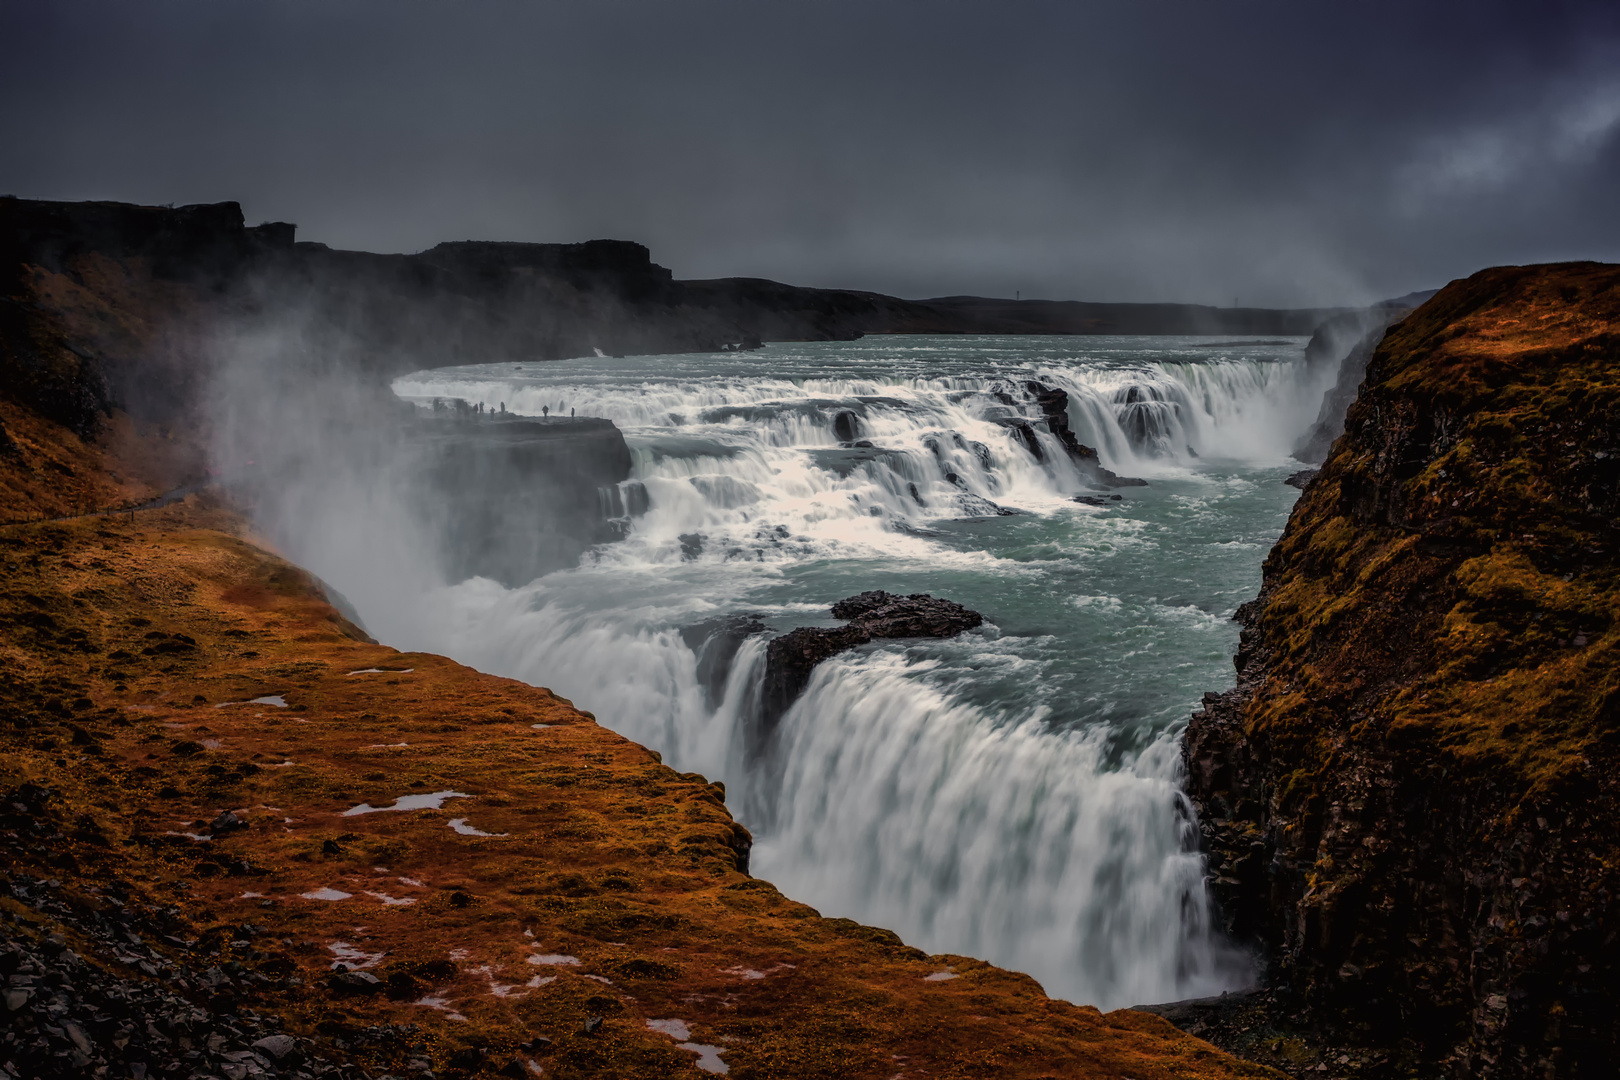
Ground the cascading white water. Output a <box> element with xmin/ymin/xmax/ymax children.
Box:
<box><xmin>263</xmin><ymin>335</ymin><xmax>1323</xmax><ymax>1010</ymax></box>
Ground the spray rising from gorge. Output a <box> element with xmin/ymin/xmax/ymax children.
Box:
<box><xmin>222</xmin><ymin>332</ymin><xmax>1335</xmax><ymax>1010</ymax></box>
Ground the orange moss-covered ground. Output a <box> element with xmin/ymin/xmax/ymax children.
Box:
<box><xmin>0</xmin><ymin>484</ymin><xmax>1277</xmax><ymax>1078</ymax></box>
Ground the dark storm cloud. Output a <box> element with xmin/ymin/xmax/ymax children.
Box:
<box><xmin>2</xmin><ymin>0</ymin><xmax>1618</xmax><ymax>305</ymax></box>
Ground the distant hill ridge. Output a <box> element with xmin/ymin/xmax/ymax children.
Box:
<box><xmin>2</xmin><ymin>195</ymin><xmax>1348</xmax><ymax>364</ymax></box>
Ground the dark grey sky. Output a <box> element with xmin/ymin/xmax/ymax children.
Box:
<box><xmin>3</xmin><ymin>0</ymin><xmax>1618</xmax><ymax>306</ymax></box>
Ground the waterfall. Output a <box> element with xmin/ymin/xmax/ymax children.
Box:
<box><xmin>261</xmin><ymin>336</ymin><xmax>1315</xmax><ymax>1010</ymax></box>
<box><xmin>395</xmin><ymin>347</ymin><xmax>1329</xmax><ymax>564</ymax></box>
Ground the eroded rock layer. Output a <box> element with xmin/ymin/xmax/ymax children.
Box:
<box><xmin>1184</xmin><ymin>263</ymin><xmax>1620</xmax><ymax>1077</ymax></box>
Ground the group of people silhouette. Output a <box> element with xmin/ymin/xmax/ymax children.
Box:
<box><xmin>429</xmin><ymin>398</ymin><xmax>576</xmax><ymax>419</ymax></box>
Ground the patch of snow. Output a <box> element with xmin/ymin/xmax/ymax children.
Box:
<box><xmin>647</xmin><ymin>1019</ymin><xmax>692</xmax><ymax>1041</ymax></box>
<box><xmin>301</xmin><ymin>888</ymin><xmax>353</xmax><ymax>901</ymax></box>
<box><xmin>526</xmin><ymin>1060</ymin><xmax>544</xmax><ymax>1076</ymax></box>
<box><xmin>163</xmin><ymin>831</ymin><xmax>211</xmax><ymax>842</ymax></box>
<box><xmin>328</xmin><ymin>942</ymin><xmax>384</xmax><ymax>969</ymax></box>
<box><xmin>348</xmin><ymin>668</ymin><xmax>414</xmax><ymax>675</ymax></box>
<box><xmin>399</xmin><ymin>877</ymin><xmax>427</xmax><ymax>887</ymax></box>
<box><xmin>414</xmin><ymin>996</ymin><xmax>467</xmax><ymax>1021</ymax></box>
<box><xmin>680</xmin><ymin>1043</ymin><xmax>729</xmax><ymax>1074</ymax></box>
<box><xmin>365</xmin><ymin>892</ymin><xmax>416</xmax><ymax>906</ymax></box>
<box><xmin>923</xmin><ymin>970</ymin><xmax>958</xmax><ymax>982</ymax></box>
<box><xmin>526</xmin><ymin>954</ymin><xmax>580</xmax><ymax>966</ymax></box>
<box><xmin>214</xmin><ymin>695</ymin><xmax>288</xmax><ymax>709</ymax></box>
<box><xmin>525</xmin><ymin>975</ymin><xmax>556</xmax><ymax>988</ymax></box>
<box><xmin>721</xmin><ymin>962</ymin><xmax>794</xmax><ymax>979</ymax></box>
<box><xmin>531</xmin><ymin>723</ymin><xmax>553</xmax><ymax>729</ymax></box>
<box><xmin>448</xmin><ymin>818</ymin><xmax>508</xmax><ymax>837</ymax></box>
<box><xmin>365</xmin><ymin>743</ymin><xmax>409</xmax><ymax>749</ymax></box>
<box><xmin>240</xmin><ymin>892</ymin><xmax>266</xmax><ymax>899</ymax></box>
<box><xmin>342</xmin><ymin>790</ymin><xmax>471</xmax><ymax>816</ymax></box>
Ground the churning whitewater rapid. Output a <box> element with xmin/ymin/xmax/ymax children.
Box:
<box><xmin>311</xmin><ymin>334</ymin><xmax>1327</xmax><ymax>1010</ymax></box>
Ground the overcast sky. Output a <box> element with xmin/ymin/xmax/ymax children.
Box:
<box><xmin>3</xmin><ymin>1</ymin><xmax>1618</xmax><ymax>306</ymax></box>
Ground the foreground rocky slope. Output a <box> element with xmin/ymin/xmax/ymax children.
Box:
<box><xmin>1183</xmin><ymin>262</ymin><xmax>1620</xmax><ymax>1077</ymax></box>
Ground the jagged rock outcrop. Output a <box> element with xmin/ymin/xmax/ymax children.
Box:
<box><xmin>1293</xmin><ymin>303</ymin><xmax>1418</xmax><ymax>464</ymax></box>
<box><xmin>760</xmin><ymin>591</ymin><xmax>984</xmax><ymax>731</ymax></box>
<box><xmin>1183</xmin><ymin>262</ymin><xmax>1620</xmax><ymax>1077</ymax></box>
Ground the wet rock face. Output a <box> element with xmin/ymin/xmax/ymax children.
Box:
<box><xmin>681</xmin><ymin>614</ymin><xmax>770</xmax><ymax>709</ymax></box>
<box><xmin>1182</xmin><ymin>263</ymin><xmax>1620</xmax><ymax>1077</ymax></box>
<box><xmin>413</xmin><ymin>417</ymin><xmax>634</xmax><ymax>585</ymax></box>
<box><xmin>1292</xmin><ymin>304</ymin><xmax>1413</xmax><ymax>465</ymax></box>
<box><xmin>1281</xmin><ymin>468</ymin><xmax>1317</xmax><ymax>490</ymax></box>
<box><xmin>759</xmin><ymin>592</ymin><xmax>983</xmax><ymax>733</ymax></box>
<box><xmin>1021</xmin><ymin>381</ymin><xmax>1147</xmax><ymax>488</ymax></box>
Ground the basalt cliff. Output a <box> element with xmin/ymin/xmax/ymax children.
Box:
<box><xmin>1182</xmin><ymin>263</ymin><xmax>1620</xmax><ymax>1077</ymax></box>
<box><xmin>0</xmin><ymin>203</ymin><xmax>1287</xmax><ymax>1078</ymax></box>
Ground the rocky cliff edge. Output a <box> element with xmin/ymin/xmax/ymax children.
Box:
<box><xmin>1184</xmin><ymin>262</ymin><xmax>1620</xmax><ymax>1077</ymax></box>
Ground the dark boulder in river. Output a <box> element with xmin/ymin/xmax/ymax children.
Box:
<box><xmin>760</xmin><ymin>591</ymin><xmax>983</xmax><ymax>735</ymax></box>
<box><xmin>828</xmin><ymin>590</ymin><xmax>983</xmax><ymax>637</ymax></box>
<box><xmin>1282</xmin><ymin>468</ymin><xmax>1318</xmax><ymax>490</ymax></box>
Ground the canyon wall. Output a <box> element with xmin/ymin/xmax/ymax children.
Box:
<box><xmin>411</xmin><ymin>417</ymin><xmax>634</xmax><ymax>586</ymax></box>
<box><xmin>1184</xmin><ymin>263</ymin><xmax>1620</xmax><ymax>1077</ymax></box>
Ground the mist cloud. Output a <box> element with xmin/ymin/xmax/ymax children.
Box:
<box><xmin>2</xmin><ymin>0</ymin><xmax>1618</xmax><ymax>305</ymax></box>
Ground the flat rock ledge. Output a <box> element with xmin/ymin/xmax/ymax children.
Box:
<box><xmin>760</xmin><ymin>591</ymin><xmax>984</xmax><ymax>731</ymax></box>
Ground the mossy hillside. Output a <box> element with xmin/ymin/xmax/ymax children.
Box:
<box><xmin>1185</xmin><ymin>261</ymin><xmax>1620</xmax><ymax>1077</ymax></box>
